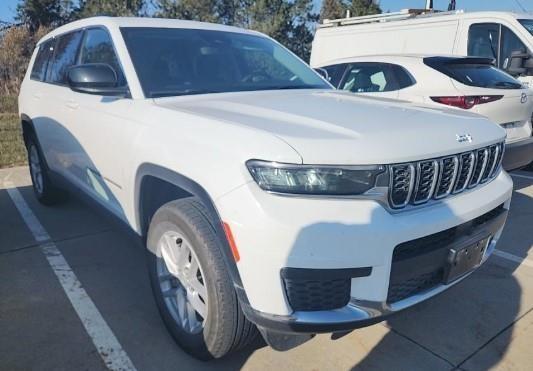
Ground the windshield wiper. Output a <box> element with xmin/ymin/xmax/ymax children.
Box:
<box><xmin>150</xmin><ymin>89</ymin><xmax>219</xmax><ymax>98</ymax></box>
<box><xmin>253</xmin><ymin>85</ymin><xmax>326</xmax><ymax>91</ymax></box>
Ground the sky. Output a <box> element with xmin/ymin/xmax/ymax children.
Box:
<box><xmin>1</xmin><ymin>0</ymin><xmax>532</xmax><ymax>23</ymax></box>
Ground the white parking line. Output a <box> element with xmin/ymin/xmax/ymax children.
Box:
<box><xmin>5</xmin><ymin>183</ymin><xmax>137</xmax><ymax>371</ymax></box>
<box><xmin>510</xmin><ymin>172</ymin><xmax>533</xmax><ymax>181</ymax></box>
<box><xmin>494</xmin><ymin>249</ymin><xmax>533</xmax><ymax>269</ymax></box>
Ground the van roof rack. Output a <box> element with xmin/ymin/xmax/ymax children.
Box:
<box><xmin>320</xmin><ymin>8</ymin><xmax>464</xmax><ymax>28</ymax></box>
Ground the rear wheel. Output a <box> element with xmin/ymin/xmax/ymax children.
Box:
<box><xmin>26</xmin><ymin>136</ymin><xmax>65</xmax><ymax>205</ymax></box>
<box><xmin>147</xmin><ymin>198</ymin><xmax>257</xmax><ymax>360</ymax></box>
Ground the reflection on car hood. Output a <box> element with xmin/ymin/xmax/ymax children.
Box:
<box><xmin>154</xmin><ymin>89</ymin><xmax>506</xmax><ymax>164</ymax></box>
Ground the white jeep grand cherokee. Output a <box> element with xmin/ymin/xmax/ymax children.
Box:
<box><xmin>19</xmin><ymin>17</ymin><xmax>513</xmax><ymax>359</ymax></box>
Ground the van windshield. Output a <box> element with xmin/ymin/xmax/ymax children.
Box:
<box><xmin>120</xmin><ymin>27</ymin><xmax>330</xmax><ymax>98</ymax></box>
<box><xmin>519</xmin><ymin>19</ymin><xmax>533</xmax><ymax>36</ymax></box>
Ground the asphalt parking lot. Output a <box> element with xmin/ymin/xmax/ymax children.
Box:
<box><xmin>1</xmin><ymin>166</ymin><xmax>532</xmax><ymax>371</ymax></box>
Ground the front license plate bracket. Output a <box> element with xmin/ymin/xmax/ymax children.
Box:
<box><xmin>443</xmin><ymin>236</ymin><xmax>491</xmax><ymax>284</ymax></box>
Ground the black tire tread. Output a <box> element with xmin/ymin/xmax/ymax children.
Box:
<box><xmin>148</xmin><ymin>197</ymin><xmax>257</xmax><ymax>359</ymax></box>
<box><xmin>26</xmin><ymin>134</ymin><xmax>65</xmax><ymax>206</ymax></box>
<box><xmin>186</xmin><ymin>199</ymin><xmax>258</xmax><ymax>350</ymax></box>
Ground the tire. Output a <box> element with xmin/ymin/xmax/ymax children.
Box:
<box><xmin>147</xmin><ymin>198</ymin><xmax>257</xmax><ymax>360</ymax></box>
<box><xmin>26</xmin><ymin>135</ymin><xmax>65</xmax><ymax>206</ymax></box>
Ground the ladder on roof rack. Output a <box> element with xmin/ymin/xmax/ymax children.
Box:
<box><xmin>319</xmin><ymin>8</ymin><xmax>464</xmax><ymax>28</ymax></box>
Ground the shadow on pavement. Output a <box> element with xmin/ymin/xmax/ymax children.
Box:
<box><xmin>354</xmin><ymin>177</ymin><xmax>532</xmax><ymax>370</ymax></box>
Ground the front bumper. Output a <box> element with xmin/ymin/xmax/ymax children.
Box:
<box><xmin>239</xmin><ymin>205</ymin><xmax>508</xmax><ymax>334</ymax></box>
<box><xmin>216</xmin><ymin>170</ymin><xmax>513</xmax><ymax>333</ymax></box>
<box><xmin>503</xmin><ymin>136</ymin><xmax>533</xmax><ymax>171</ymax></box>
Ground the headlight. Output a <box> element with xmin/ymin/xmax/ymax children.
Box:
<box><xmin>246</xmin><ymin>160</ymin><xmax>385</xmax><ymax>196</ymax></box>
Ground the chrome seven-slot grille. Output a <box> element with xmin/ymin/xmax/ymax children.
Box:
<box><xmin>389</xmin><ymin>142</ymin><xmax>504</xmax><ymax>209</ymax></box>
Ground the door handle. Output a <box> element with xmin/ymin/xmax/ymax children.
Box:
<box><xmin>32</xmin><ymin>92</ymin><xmax>42</xmax><ymax>100</ymax></box>
<box><xmin>66</xmin><ymin>100</ymin><xmax>79</xmax><ymax>109</ymax></box>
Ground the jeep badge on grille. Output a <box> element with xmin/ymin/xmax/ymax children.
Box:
<box><xmin>456</xmin><ymin>134</ymin><xmax>473</xmax><ymax>143</ymax></box>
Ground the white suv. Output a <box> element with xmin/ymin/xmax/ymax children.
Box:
<box><xmin>19</xmin><ymin>17</ymin><xmax>513</xmax><ymax>359</ymax></box>
<box><xmin>313</xmin><ymin>54</ymin><xmax>533</xmax><ymax>171</ymax></box>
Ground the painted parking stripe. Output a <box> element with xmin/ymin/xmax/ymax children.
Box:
<box><xmin>510</xmin><ymin>172</ymin><xmax>533</xmax><ymax>181</ymax></box>
<box><xmin>5</xmin><ymin>183</ymin><xmax>137</xmax><ymax>371</ymax></box>
<box><xmin>494</xmin><ymin>249</ymin><xmax>533</xmax><ymax>269</ymax></box>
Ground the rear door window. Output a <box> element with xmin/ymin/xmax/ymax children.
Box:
<box><xmin>30</xmin><ymin>39</ymin><xmax>54</xmax><ymax>81</ymax></box>
<box><xmin>47</xmin><ymin>30</ymin><xmax>83</xmax><ymax>84</ymax></box>
<box><xmin>468</xmin><ymin>23</ymin><xmax>500</xmax><ymax>61</ymax></box>
<box><xmin>393</xmin><ymin>65</ymin><xmax>415</xmax><ymax>89</ymax></box>
<box><xmin>340</xmin><ymin>63</ymin><xmax>413</xmax><ymax>93</ymax></box>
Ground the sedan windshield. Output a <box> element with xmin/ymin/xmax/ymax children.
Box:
<box><xmin>120</xmin><ymin>27</ymin><xmax>330</xmax><ymax>98</ymax></box>
<box><xmin>519</xmin><ymin>19</ymin><xmax>533</xmax><ymax>36</ymax></box>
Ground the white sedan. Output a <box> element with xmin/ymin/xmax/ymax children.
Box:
<box><xmin>314</xmin><ymin>54</ymin><xmax>533</xmax><ymax>170</ymax></box>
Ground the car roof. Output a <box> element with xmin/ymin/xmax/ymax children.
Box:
<box><xmin>38</xmin><ymin>16</ymin><xmax>264</xmax><ymax>45</ymax></box>
<box><xmin>316</xmin><ymin>54</ymin><xmax>446</xmax><ymax>67</ymax></box>
<box><xmin>316</xmin><ymin>54</ymin><xmax>498</xmax><ymax>67</ymax></box>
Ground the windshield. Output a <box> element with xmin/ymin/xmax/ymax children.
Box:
<box><xmin>120</xmin><ymin>27</ymin><xmax>330</xmax><ymax>98</ymax></box>
<box><xmin>519</xmin><ymin>19</ymin><xmax>533</xmax><ymax>36</ymax></box>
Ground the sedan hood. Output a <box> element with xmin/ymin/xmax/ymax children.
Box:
<box><xmin>154</xmin><ymin>89</ymin><xmax>506</xmax><ymax>165</ymax></box>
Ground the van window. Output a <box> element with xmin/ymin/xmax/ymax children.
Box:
<box><xmin>30</xmin><ymin>40</ymin><xmax>54</xmax><ymax>81</ymax></box>
<box><xmin>519</xmin><ymin>19</ymin><xmax>533</xmax><ymax>35</ymax></box>
<box><xmin>47</xmin><ymin>30</ymin><xmax>83</xmax><ymax>84</ymax></box>
<box><xmin>500</xmin><ymin>26</ymin><xmax>528</xmax><ymax>69</ymax></box>
<box><xmin>340</xmin><ymin>63</ymin><xmax>413</xmax><ymax>93</ymax></box>
<box><xmin>468</xmin><ymin>23</ymin><xmax>499</xmax><ymax>61</ymax></box>
<box><xmin>80</xmin><ymin>28</ymin><xmax>126</xmax><ymax>86</ymax></box>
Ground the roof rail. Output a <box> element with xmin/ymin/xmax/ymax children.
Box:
<box><xmin>319</xmin><ymin>8</ymin><xmax>464</xmax><ymax>28</ymax></box>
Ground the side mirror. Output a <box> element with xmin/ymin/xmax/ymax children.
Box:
<box><xmin>505</xmin><ymin>50</ymin><xmax>531</xmax><ymax>77</ymax></box>
<box><xmin>67</xmin><ymin>64</ymin><xmax>128</xmax><ymax>97</ymax></box>
<box><xmin>314</xmin><ymin>68</ymin><xmax>330</xmax><ymax>82</ymax></box>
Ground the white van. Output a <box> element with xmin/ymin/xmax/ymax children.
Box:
<box><xmin>311</xmin><ymin>9</ymin><xmax>533</xmax><ymax>87</ymax></box>
<box><xmin>311</xmin><ymin>9</ymin><xmax>533</xmax><ymax>169</ymax></box>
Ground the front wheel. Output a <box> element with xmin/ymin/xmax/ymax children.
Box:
<box><xmin>147</xmin><ymin>198</ymin><xmax>257</xmax><ymax>360</ymax></box>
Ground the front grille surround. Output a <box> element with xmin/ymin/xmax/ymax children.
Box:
<box><xmin>453</xmin><ymin>152</ymin><xmax>475</xmax><ymax>194</ymax></box>
<box><xmin>469</xmin><ymin>148</ymin><xmax>489</xmax><ymax>188</ymax></box>
<box><xmin>412</xmin><ymin>160</ymin><xmax>438</xmax><ymax>204</ymax></box>
<box><xmin>389</xmin><ymin>164</ymin><xmax>415</xmax><ymax>208</ymax></box>
<box><xmin>434</xmin><ymin>156</ymin><xmax>459</xmax><ymax>199</ymax></box>
<box><xmin>483</xmin><ymin>144</ymin><xmax>500</xmax><ymax>182</ymax></box>
<box><xmin>388</xmin><ymin>142</ymin><xmax>504</xmax><ymax>210</ymax></box>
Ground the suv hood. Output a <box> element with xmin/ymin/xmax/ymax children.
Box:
<box><xmin>154</xmin><ymin>90</ymin><xmax>505</xmax><ymax>165</ymax></box>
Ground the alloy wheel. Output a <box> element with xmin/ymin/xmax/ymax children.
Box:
<box><xmin>157</xmin><ymin>231</ymin><xmax>208</xmax><ymax>334</ymax></box>
<box><xmin>29</xmin><ymin>145</ymin><xmax>44</xmax><ymax>195</ymax></box>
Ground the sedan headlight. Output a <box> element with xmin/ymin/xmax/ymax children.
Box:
<box><xmin>246</xmin><ymin>160</ymin><xmax>385</xmax><ymax>196</ymax></box>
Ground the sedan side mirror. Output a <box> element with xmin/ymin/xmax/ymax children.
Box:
<box><xmin>67</xmin><ymin>63</ymin><xmax>129</xmax><ymax>97</ymax></box>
